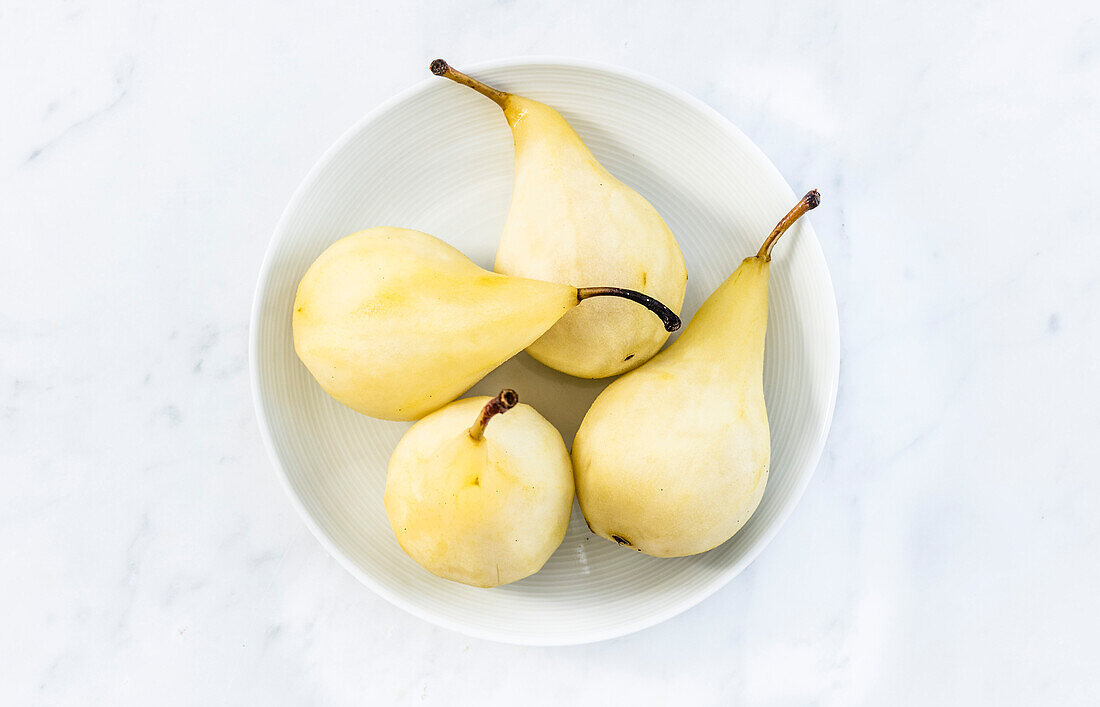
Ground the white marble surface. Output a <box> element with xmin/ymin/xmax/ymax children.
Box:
<box><xmin>2</xmin><ymin>1</ymin><xmax>1098</xmax><ymax>704</ymax></box>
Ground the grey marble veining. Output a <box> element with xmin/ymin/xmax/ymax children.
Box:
<box><xmin>2</xmin><ymin>0</ymin><xmax>1098</xmax><ymax>704</ymax></box>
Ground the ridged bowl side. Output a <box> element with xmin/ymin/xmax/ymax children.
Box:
<box><xmin>251</xmin><ymin>58</ymin><xmax>839</xmax><ymax>645</ymax></box>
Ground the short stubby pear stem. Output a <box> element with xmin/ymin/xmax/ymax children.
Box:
<box><xmin>575</xmin><ymin>287</ymin><xmax>682</xmax><ymax>332</ymax></box>
<box><xmin>757</xmin><ymin>190</ymin><xmax>821</xmax><ymax>261</ymax></box>
<box><xmin>468</xmin><ymin>389</ymin><xmax>520</xmax><ymax>441</ymax></box>
<box><xmin>430</xmin><ymin>59</ymin><xmax>509</xmax><ymax>108</ymax></box>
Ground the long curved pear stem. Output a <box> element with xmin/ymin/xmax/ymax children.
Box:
<box><xmin>468</xmin><ymin>389</ymin><xmax>519</xmax><ymax>441</ymax></box>
<box><xmin>757</xmin><ymin>190</ymin><xmax>821</xmax><ymax>261</ymax></box>
<box><xmin>431</xmin><ymin>59</ymin><xmax>509</xmax><ymax>108</ymax></box>
<box><xmin>576</xmin><ymin>287</ymin><xmax>682</xmax><ymax>332</ymax></box>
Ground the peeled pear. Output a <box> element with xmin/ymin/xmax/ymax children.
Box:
<box><xmin>432</xmin><ymin>59</ymin><xmax>687</xmax><ymax>378</ymax></box>
<box><xmin>572</xmin><ymin>191</ymin><xmax>820</xmax><ymax>558</ymax></box>
<box><xmin>385</xmin><ymin>389</ymin><xmax>574</xmax><ymax>587</ymax></box>
<box><xmin>293</xmin><ymin>227</ymin><xmax>678</xmax><ymax>421</ymax></box>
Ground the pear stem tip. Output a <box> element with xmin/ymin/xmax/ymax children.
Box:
<box><xmin>497</xmin><ymin>389</ymin><xmax>519</xmax><ymax>409</ymax></box>
<box><xmin>575</xmin><ymin>287</ymin><xmax>681</xmax><ymax>332</ymax></box>
<box><xmin>757</xmin><ymin>189</ymin><xmax>822</xmax><ymax>260</ymax></box>
<box><xmin>468</xmin><ymin>389</ymin><xmax>519</xmax><ymax>441</ymax></box>
<box><xmin>429</xmin><ymin>59</ymin><xmax>509</xmax><ymax>107</ymax></box>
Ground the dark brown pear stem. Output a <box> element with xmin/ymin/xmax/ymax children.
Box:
<box><xmin>468</xmin><ymin>389</ymin><xmax>519</xmax><ymax>442</ymax></box>
<box><xmin>575</xmin><ymin>287</ymin><xmax>682</xmax><ymax>332</ymax></box>
<box><xmin>430</xmin><ymin>59</ymin><xmax>509</xmax><ymax>108</ymax></box>
<box><xmin>756</xmin><ymin>190</ymin><xmax>821</xmax><ymax>261</ymax></box>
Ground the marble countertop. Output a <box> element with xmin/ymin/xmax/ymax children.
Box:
<box><xmin>3</xmin><ymin>1</ymin><xmax>1098</xmax><ymax>704</ymax></box>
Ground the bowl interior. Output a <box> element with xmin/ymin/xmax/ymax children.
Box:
<box><xmin>252</xmin><ymin>59</ymin><xmax>838</xmax><ymax>645</ymax></box>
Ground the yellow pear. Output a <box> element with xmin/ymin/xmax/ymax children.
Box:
<box><xmin>572</xmin><ymin>191</ymin><xmax>820</xmax><ymax>557</ymax></box>
<box><xmin>293</xmin><ymin>227</ymin><xmax>678</xmax><ymax>421</ymax></box>
<box><xmin>432</xmin><ymin>59</ymin><xmax>687</xmax><ymax>378</ymax></box>
<box><xmin>385</xmin><ymin>390</ymin><xmax>574</xmax><ymax>587</ymax></box>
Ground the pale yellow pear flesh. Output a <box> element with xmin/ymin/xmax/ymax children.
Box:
<box><xmin>385</xmin><ymin>396</ymin><xmax>575</xmax><ymax>587</ymax></box>
<box><xmin>292</xmin><ymin>228</ymin><xmax>575</xmax><ymax>421</ymax></box>
<box><xmin>493</xmin><ymin>95</ymin><xmax>687</xmax><ymax>378</ymax></box>
<box><xmin>572</xmin><ymin>258</ymin><xmax>771</xmax><ymax>558</ymax></box>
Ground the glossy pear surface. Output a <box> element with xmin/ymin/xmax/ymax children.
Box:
<box><xmin>497</xmin><ymin>96</ymin><xmax>687</xmax><ymax>377</ymax></box>
<box><xmin>572</xmin><ymin>259</ymin><xmax>770</xmax><ymax>557</ymax></box>
<box><xmin>433</xmin><ymin>61</ymin><xmax>687</xmax><ymax>378</ymax></box>
<box><xmin>385</xmin><ymin>395</ymin><xmax>574</xmax><ymax>587</ymax></box>
<box><xmin>572</xmin><ymin>192</ymin><xmax>819</xmax><ymax>557</ymax></box>
<box><xmin>293</xmin><ymin>228</ymin><xmax>574</xmax><ymax>421</ymax></box>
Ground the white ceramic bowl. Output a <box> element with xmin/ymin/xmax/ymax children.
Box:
<box><xmin>251</xmin><ymin>58</ymin><xmax>839</xmax><ymax>645</ymax></box>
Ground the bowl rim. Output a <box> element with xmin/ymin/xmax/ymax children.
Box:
<box><xmin>249</xmin><ymin>55</ymin><xmax>841</xmax><ymax>646</ymax></box>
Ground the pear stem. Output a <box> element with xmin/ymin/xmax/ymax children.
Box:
<box><xmin>468</xmin><ymin>389</ymin><xmax>519</xmax><ymax>442</ymax></box>
<box><xmin>575</xmin><ymin>287</ymin><xmax>682</xmax><ymax>332</ymax></box>
<box><xmin>430</xmin><ymin>59</ymin><xmax>509</xmax><ymax>108</ymax></box>
<box><xmin>756</xmin><ymin>190</ymin><xmax>821</xmax><ymax>261</ymax></box>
